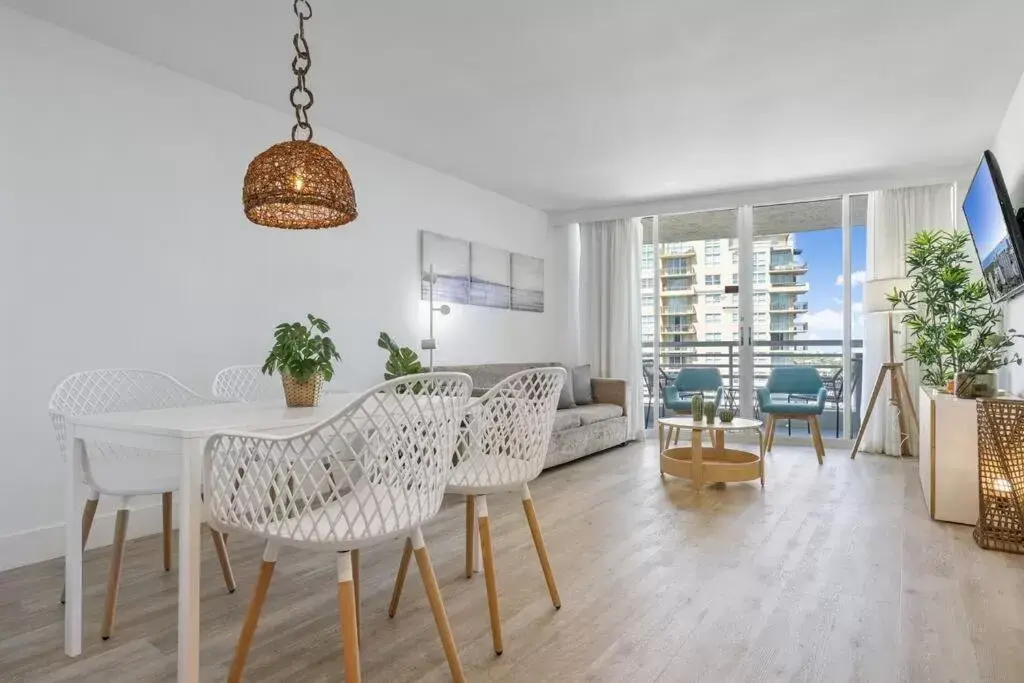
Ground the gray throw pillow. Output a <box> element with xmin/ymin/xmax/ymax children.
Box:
<box><xmin>557</xmin><ymin>366</ymin><xmax>576</xmax><ymax>410</ymax></box>
<box><xmin>572</xmin><ymin>364</ymin><xmax>593</xmax><ymax>405</ymax></box>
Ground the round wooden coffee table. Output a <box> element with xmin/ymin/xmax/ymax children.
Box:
<box><xmin>658</xmin><ymin>416</ymin><xmax>765</xmax><ymax>488</ymax></box>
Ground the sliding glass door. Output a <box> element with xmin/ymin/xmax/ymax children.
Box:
<box><xmin>641</xmin><ymin>195</ymin><xmax>866</xmax><ymax>440</ymax></box>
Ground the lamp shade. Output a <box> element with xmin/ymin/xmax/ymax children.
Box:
<box><xmin>864</xmin><ymin>277</ymin><xmax>912</xmax><ymax>314</ymax></box>
<box><xmin>243</xmin><ymin>141</ymin><xmax>357</xmax><ymax>229</ymax></box>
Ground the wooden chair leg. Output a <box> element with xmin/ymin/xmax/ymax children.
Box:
<box><xmin>228</xmin><ymin>546</ymin><xmax>277</xmax><ymax>683</ymax></box>
<box><xmin>352</xmin><ymin>548</ymin><xmax>360</xmax><ymax>644</ymax></box>
<box><xmin>209</xmin><ymin>528</ymin><xmax>237</xmax><ymax>593</ymax></box>
<box><xmin>465</xmin><ymin>495</ymin><xmax>476</xmax><ymax>579</ymax></box>
<box><xmin>521</xmin><ymin>485</ymin><xmax>560</xmax><ymax>609</ymax></box>
<box><xmin>337</xmin><ymin>552</ymin><xmax>361</xmax><ymax>683</ymax></box>
<box><xmin>388</xmin><ymin>538</ymin><xmax>413</xmax><ymax>618</ymax></box>
<box><xmin>765</xmin><ymin>415</ymin><xmax>777</xmax><ymax>452</ymax></box>
<box><xmin>100</xmin><ymin>509</ymin><xmax>130</xmax><ymax>640</ymax></box>
<box><xmin>809</xmin><ymin>415</ymin><xmax>825</xmax><ymax>465</ymax></box>
<box><xmin>411</xmin><ymin>528</ymin><xmax>466</xmax><ymax>683</ymax></box>
<box><xmin>61</xmin><ymin>497</ymin><xmax>99</xmax><ymax>605</ymax></box>
<box><xmin>477</xmin><ymin>496</ymin><xmax>504</xmax><ymax>655</ymax></box>
<box><xmin>162</xmin><ymin>492</ymin><xmax>173</xmax><ymax>572</ymax></box>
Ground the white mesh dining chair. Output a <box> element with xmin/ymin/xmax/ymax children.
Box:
<box><xmin>49</xmin><ymin>369</ymin><xmax>237</xmax><ymax>640</ymax></box>
<box><xmin>211</xmin><ymin>364</ymin><xmax>281</xmax><ymax>403</ymax></box>
<box><xmin>205</xmin><ymin>372</ymin><xmax>473</xmax><ymax>683</ymax></box>
<box><xmin>387</xmin><ymin>367</ymin><xmax>566</xmax><ymax>656</ymax></box>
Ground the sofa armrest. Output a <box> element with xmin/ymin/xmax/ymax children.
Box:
<box><xmin>591</xmin><ymin>377</ymin><xmax>627</xmax><ymax>416</ymax></box>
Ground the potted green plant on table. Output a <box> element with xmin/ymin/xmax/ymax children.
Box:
<box><xmin>262</xmin><ymin>314</ymin><xmax>341</xmax><ymax>407</ymax></box>
<box><xmin>888</xmin><ymin>230</ymin><xmax>1022</xmax><ymax>398</ymax></box>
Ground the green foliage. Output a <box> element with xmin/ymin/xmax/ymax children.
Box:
<box><xmin>261</xmin><ymin>314</ymin><xmax>341</xmax><ymax>382</ymax></box>
<box><xmin>703</xmin><ymin>402</ymin><xmax>716</xmax><ymax>423</ymax></box>
<box><xmin>377</xmin><ymin>331</ymin><xmax>423</xmax><ymax>380</ymax></box>
<box><xmin>718</xmin><ymin>408</ymin><xmax>735</xmax><ymax>423</ymax></box>
<box><xmin>888</xmin><ymin>230</ymin><xmax>1022</xmax><ymax>385</ymax></box>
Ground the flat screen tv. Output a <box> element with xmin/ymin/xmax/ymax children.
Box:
<box><xmin>963</xmin><ymin>150</ymin><xmax>1024</xmax><ymax>303</ymax></box>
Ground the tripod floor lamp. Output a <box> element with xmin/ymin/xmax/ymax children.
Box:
<box><xmin>851</xmin><ymin>277</ymin><xmax>919</xmax><ymax>459</ymax></box>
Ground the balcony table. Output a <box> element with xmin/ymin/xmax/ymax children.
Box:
<box><xmin>63</xmin><ymin>392</ymin><xmax>361</xmax><ymax>683</ymax></box>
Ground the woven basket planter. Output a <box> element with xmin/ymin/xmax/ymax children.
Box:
<box><xmin>974</xmin><ymin>398</ymin><xmax>1024</xmax><ymax>554</ymax></box>
<box><xmin>281</xmin><ymin>372</ymin><xmax>323</xmax><ymax>408</ymax></box>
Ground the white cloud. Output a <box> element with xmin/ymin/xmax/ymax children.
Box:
<box><xmin>835</xmin><ymin>270</ymin><xmax>866</xmax><ymax>287</ymax></box>
<box><xmin>801</xmin><ymin>303</ymin><xmax>864</xmax><ymax>341</ymax></box>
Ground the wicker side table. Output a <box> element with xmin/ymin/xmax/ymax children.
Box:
<box><xmin>974</xmin><ymin>398</ymin><xmax>1024</xmax><ymax>554</ymax></box>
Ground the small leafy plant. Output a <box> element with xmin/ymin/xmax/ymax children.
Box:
<box><xmin>889</xmin><ymin>230</ymin><xmax>1022</xmax><ymax>386</ymax></box>
<box><xmin>262</xmin><ymin>314</ymin><xmax>341</xmax><ymax>382</ymax></box>
<box><xmin>377</xmin><ymin>332</ymin><xmax>423</xmax><ymax>379</ymax></box>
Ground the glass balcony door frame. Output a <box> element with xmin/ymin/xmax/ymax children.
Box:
<box><xmin>645</xmin><ymin>195</ymin><xmax>859</xmax><ymax>442</ymax></box>
<box><xmin>734</xmin><ymin>195</ymin><xmax>858</xmax><ymax>440</ymax></box>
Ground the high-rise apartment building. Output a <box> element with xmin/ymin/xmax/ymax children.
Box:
<box><xmin>641</xmin><ymin>233</ymin><xmax>809</xmax><ymax>386</ymax></box>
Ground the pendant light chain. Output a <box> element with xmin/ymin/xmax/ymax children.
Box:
<box><xmin>290</xmin><ymin>0</ymin><xmax>315</xmax><ymax>142</ymax></box>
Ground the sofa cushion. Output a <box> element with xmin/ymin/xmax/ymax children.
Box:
<box><xmin>559</xmin><ymin>403</ymin><xmax>624</xmax><ymax>427</ymax></box>
<box><xmin>552</xmin><ymin>410</ymin><xmax>583</xmax><ymax>432</ymax></box>
<box><xmin>572</xmin><ymin>364</ymin><xmax>594</xmax><ymax>405</ymax></box>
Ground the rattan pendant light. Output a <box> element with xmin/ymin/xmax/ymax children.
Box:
<box><xmin>243</xmin><ymin>0</ymin><xmax>357</xmax><ymax>229</ymax></box>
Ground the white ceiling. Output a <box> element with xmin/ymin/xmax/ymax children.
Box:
<box><xmin>8</xmin><ymin>0</ymin><xmax>1024</xmax><ymax>212</ymax></box>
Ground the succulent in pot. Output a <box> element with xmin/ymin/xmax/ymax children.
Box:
<box><xmin>718</xmin><ymin>408</ymin><xmax>735</xmax><ymax>423</ymax></box>
<box><xmin>690</xmin><ymin>394</ymin><xmax>704</xmax><ymax>418</ymax></box>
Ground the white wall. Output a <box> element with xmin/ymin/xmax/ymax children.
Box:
<box><xmin>0</xmin><ymin>8</ymin><xmax>564</xmax><ymax>569</ymax></box>
<box><xmin>991</xmin><ymin>72</ymin><xmax>1024</xmax><ymax>394</ymax></box>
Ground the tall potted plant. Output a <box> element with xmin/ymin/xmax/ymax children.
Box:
<box><xmin>888</xmin><ymin>230</ymin><xmax>1021</xmax><ymax>397</ymax></box>
<box><xmin>262</xmin><ymin>314</ymin><xmax>341</xmax><ymax>407</ymax></box>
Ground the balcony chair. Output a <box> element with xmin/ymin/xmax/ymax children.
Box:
<box><xmin>387</xmin><ymin>367</ymin><xmax>567</xmax><ymax>657</ymax></box>
<box><xmin>207</xmin><ymin>373</ymin><xmax>473</xmax><ymax>683</ymax></box>
<box><xmin>49</xmin><ymin>369</ymin><xmax>236</xmax><ymax>640</ymax></box>
<box><xmin>643</xmin><ymin>363</ymin><xmax>670</xmax><ymax>427</ymax></box>
<box><xmin>663</xmin><ymin>367</ymin><xmax>724</xmax><ymax>415</ymax></box>
<box><xmin>757</xmin><ymin>366</ymin><xmax>827</xmax><ymax>464</ymax></box>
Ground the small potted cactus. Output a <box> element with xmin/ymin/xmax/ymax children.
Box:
<box><xmin>690</xmin><ymin>394</ymin><xmax>704</xmax><ymax>418</ymax></box>
<box><xmin>718</xmin><ymin>408</ymin><xmax>735</xmax><ymax>423</ymax></box>
<box><xmin>703</xmin><ymin>402</ymin><xmax>716</xmax><ymax>423</ymax></box>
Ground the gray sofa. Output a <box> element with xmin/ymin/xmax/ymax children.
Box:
<box><xmin>437</xmin><ymin>363</ymin><xmax>630</xmax><ymax>469</ymax></box>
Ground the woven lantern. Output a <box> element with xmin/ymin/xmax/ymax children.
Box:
<box><xmin>974</xmin><ymin>398</ymin><xmax>1024</xmax><ymax>553</ymax></box>
<box><xmin>242</xmin><ymin>0</ymin><xmax>357</xmax><ymax>230</ymax></box>
<box><xmin>243</xmin><ymin>141</ymin><xmax>356</xmax><ymax>229</ymax></box>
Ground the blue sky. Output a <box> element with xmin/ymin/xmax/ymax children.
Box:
<box><xmin>792</xmin><ymin>224</ymin><xmax>867</xmax><ymax>341</ymax></box>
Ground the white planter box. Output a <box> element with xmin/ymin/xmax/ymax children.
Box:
<box><xmin>918</xmin><ymin>387</ymin><xmax>978</xmax><ymax>525</ymax></box>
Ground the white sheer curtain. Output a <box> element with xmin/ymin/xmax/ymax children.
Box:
<box><xmin>862</xmin><ymin>184</ymin><xmax>955</xmax><ymax>454</ymax></box>
<box><xmin>575</xmin><ymin>218</ymin><xmax>645</xmax><ymax>439</ymax></box>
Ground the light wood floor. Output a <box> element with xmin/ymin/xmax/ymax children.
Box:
<box><xmin>3</xmin><ymin>442</ymin><xmax>1024</xmax><ymax>682</ymax></box>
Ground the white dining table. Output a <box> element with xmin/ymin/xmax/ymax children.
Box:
<box><xmin>63</xmin><ymin>392</ymin><xmax>360</xmax><ymax>682</ymax></box>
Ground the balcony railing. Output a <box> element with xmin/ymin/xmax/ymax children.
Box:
<box><xmin>661</xmin><ymin>305</ymin><xmax>695</xmax><ymax>316</ymax></box>
<box><xmin>643</xmin><ymin>339</ymin><xmax>864</xmax><ymax>414</ymax></box>
<box><xmin>769</xmin><ymin>281</ymin><xmax>809</xmax><ymax>293</ymax></box>
<box><xmin>770</xmin><ymin>301</ymin><xmax>808</xmax><ymax>312</ymax></box>
<box><xmin>662</xmin><ymin>268</ymin><xmax>695</xmax><ymax>277</ymax></box>
<box><xmin>660</xmin><ymin>245</ymin><xmax>696</xmax><ymax>257</ymax></box>
<box><xmin>662</xmin><ymin>324</ymin><xmax>694</xmax><ymax>334</ymax></box>
<box><xmin>769</xmin><ymin>259</ymin><xmax>808</xmax><ymax>272</ymax></box>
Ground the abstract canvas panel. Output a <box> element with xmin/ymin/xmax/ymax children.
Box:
<box><xmin>511</xmin><ymin>253</ymin><xmax>544</xmax><ymax>312</ymax></box>
<box><xmin>421</xmin><ymin>230</ymin><xmax>544</xmax><ymax>312</ymax></box>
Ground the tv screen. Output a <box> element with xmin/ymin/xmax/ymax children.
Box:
<box><xmin>963</xmin><ymin>150</ymin><xmax>1024</xmax><ymax>302</ymax></box>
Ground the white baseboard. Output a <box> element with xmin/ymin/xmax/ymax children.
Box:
<box><xmin>0</xmin><ymin>501</ymin><xmax>178</xmax><ymax>572</ymax></box>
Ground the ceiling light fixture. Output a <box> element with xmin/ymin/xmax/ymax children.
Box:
<box><xmin>242</xmin><ymin>0</ymin><xmax>357</xmax><ymax>229</ymax></box>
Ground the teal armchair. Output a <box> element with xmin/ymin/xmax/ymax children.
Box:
<box><xmin>756</xmin><ymin>366</ymin><xmax>826</xmax><ymax>464</ymax></box>
<box><xmin>664</xmin><ymin>367</ymin><xmax>724</xmax><ymax>414</ymax></box>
